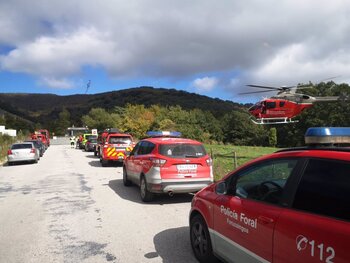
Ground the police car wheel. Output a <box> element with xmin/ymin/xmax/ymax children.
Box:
<box><xmin>140</xmin><ymin>176</ymin><xmax>153</xmax><ymax>202</ymax></box>
<box><xmin>123</xmin><ymin>167</ymin><xmax>132</xmax><ymax>186</ymax></box>
<box><xmin>190</xmin><ymin>214</ymin><xmax>217</xmax><ymax>263</ymax></box>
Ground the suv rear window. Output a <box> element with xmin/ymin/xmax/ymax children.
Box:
<box><xmin>293</xmin><ymin>158</ymin><xmax>350</xmax><ymax>221</ymax></box>
<box><xmin>108</xmin><ymin>136</ymin><xmax>132</xmax><ymax>144</ymax></box>
<box><xmin>159</xmin><ymin>144</ymin><xmax>206</xmax><ymax>158</ymax></box>
<box><xmin>12</xmin><ymin>144</ymin><xmax>32</xmax><ymax>149</ymax></box>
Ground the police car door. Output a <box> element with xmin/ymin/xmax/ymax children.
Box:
<box><xmin>213</xmin><ymin>159</ymin><xmax>298</xmax><ymax>263</ymax></box>
<box><xmin>273</xmin><ymin>158</ymin><xmax>350</xmax><ymax>263</ymax></box>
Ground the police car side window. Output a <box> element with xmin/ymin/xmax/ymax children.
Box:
<box><xmin>137</xmin><ymin>141</ymin><xmax>155</xmax><ymax>155</ymax></box>
<box><xmin>130</xmin><ymin>143</ymin><xmax>140</xmax><ymax>156</ymax></box>
<box><xmin>235</xmin><ymin>159</ymin><xmax>297</xmax><ymax>205</ymax></box>
<box><xmin>293</xmin><ymin>159</ymin><xmax>350</xmax><ymax>221</ymax></box>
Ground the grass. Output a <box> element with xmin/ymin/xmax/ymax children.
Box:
<box><xmin>0</xmin><ymin>133</ymin><xmax>27</xmax><ymax>164</ymax></box>
<box><xmin>204</xmin><ymin>144</ymin><xmax>279</xmax><ymax>181</ymax></box>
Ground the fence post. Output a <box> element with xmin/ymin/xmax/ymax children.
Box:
<box><xmin>233</xmin><ymin>151</ymin><xmax>237</xmax><ymax>169</ymax></box>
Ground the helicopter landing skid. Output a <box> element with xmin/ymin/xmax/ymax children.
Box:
<box><xmin>250</xmin><ymin>117</ymin><xmax>299</xmax><ymax>125</ymax></box>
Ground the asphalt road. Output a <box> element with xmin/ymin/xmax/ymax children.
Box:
<box><xmin>0</xmin><ymin>144</ymin><xmax>198</xmax><ymax>263</ymax></box>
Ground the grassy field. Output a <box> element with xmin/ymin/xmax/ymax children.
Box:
<box><xmin>205</xmin><ymin>144</ymin><xmax>279</xmax><ymax>181</ymax></box>
<box><xmin>0</xmin><ymin>134</ymin><xmax>27</xmax><ymax>164</ymax></box>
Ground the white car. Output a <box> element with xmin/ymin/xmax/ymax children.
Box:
<box><xmin>7</xmin><ymin>142</ymin><xmax>40</xmax><ymax>165</ymax></box>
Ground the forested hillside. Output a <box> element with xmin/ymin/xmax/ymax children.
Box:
<box><xmin>0</xmin><ymin>83</ymin><xmax>349</xmax><ymax>147</ymax></box>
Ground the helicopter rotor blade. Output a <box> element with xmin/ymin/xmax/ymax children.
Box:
<box><xmin>319</xmin><ymin>75</ymin><xmax>342</xmax><ymax>82</ymax></box>
<box><xmin>239</xmin><ymin>90</ymin><xmax>277</xmax><ymax>95</ymax></box>
<box><xmin>246</xmin><ymin>84</ymin><xmax>282</xmax><ymax>90</ymax></box>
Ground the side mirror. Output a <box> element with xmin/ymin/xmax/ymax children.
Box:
<box><xmin>215</xmin><ymin>181</ymin><xmax>227</xmax><ymax>195</ymax></box>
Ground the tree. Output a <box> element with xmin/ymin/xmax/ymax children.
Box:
<box><xmin>122</xmin><ymin>104</ymin><xmax>155</xmax><ymax>138</ymax></box>
<box><xmin>56</xmin><ymin>108</ymin><xmax>71</xmax><ymax>135</ymax></box>
<box><xmin>81</xmin><ymin>108</ymin><xmax>118</xmax><ymax>130</ymax></box>
<box><xmin>268</xmin><ymin>128</ymin><xmax>277</xmax><ymax>147</ymax></box>
<box><xmin>222</xmin><ymin>111</ymin><xmax>268</xmax><ymax>146</ymax></box>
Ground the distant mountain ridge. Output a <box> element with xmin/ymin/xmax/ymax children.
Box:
<box><xmin>0</xmin><ymin>86</ymin><xmax>246</xmax><ymax>127</ymax></box>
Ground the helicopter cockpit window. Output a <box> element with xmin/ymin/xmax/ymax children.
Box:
<box><xmin>279</xmin><ymin>101</ymin><xmax>285</xmax><ymax>107</ymax></box>
<box><xmin>266</xmin><ymin>102</ymin><xmax>276</xmax><ymax>109</ymax></box>
<box><xmin>249</xmin><ymin>103</ymin><xmax>262</xmax><ymax>111</ymax></box>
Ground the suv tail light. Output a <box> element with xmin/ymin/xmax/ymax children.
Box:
<box><xmin>150</xmin><ymin>158</ymin><xmax>167</xmax><ymax>167</ymax></box>
<box><xmin>30</xmin><ymin>148</ymin><xmax>36</xmax><ymax>153</ymax></box>
<box><xmin>7</xmin><ymin>149</ymin><xmax>12</xmax><ymax>155</ymax></box>
<box><xmin>206</xmin><ymin>157</ymin><xmax>213</xmax><ymax>166</ymax></box>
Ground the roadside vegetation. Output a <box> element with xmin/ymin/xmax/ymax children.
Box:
<box><xmin>205</xmin><ymin>144</ymin><xmax>278</xmax><ymax>180</ymax></box>
<box><xmin>0</xmin><ymin>131</ymin><xmax>28</xmax><ymax>163</ymax></box>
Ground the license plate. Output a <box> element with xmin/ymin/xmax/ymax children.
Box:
<box><xmin>115</xmin><ymin>147</ymin><xmax>126</xmax><ymax>150</ymax></box>
<box><xmin>177</xmin><ymin>164</ymin><xmax>197</xmax><ymax>171</ymax></box>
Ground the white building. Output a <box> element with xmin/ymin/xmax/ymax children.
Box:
<box><xmin>0</xmin><ymin>125</ymin><xmax>17</xmax><ymax>137</ymax></box>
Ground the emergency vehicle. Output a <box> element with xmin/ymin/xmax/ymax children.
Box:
<box><xmin>99</xmin><ymin>129</ymin><xmax>134</xmax><ymax>167</ymax></box>
<box><xmin>31</xmin><ymin>132</ymin><xmax>48</xmax><ymax>148</ymax></box>
<box><xmin>38</xmin><ymin>129</ymin><xmax>50</xmax><ymax>146</ymax></box>
<box><xmin>190</xmin><ymin>127</ymin><xmax>350</xmax><ymax>263</ymax></box>
<box><xmin>95</xmin><ymin>128</ymin><xmax>120</xmax><ymax>156</ymax></box>
<box><xmin>123</xmin><ymin>131</ymin><xmax>214</xmax><ymax>202</ymax></box>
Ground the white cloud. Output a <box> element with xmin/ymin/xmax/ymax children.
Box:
<box><xmin>0</xmin><ymin>0</ymin><xmax>350</xmax><ymax>92</ymax></box>
<box><xmin>38</xmin><ymin>77</ymin><xmax>74</xmax><ymax>89</ymax></box>
<box><xmin>192</xmin><ymin>77</ymin><xmax>218</xmax><ymax>92</ymax></box>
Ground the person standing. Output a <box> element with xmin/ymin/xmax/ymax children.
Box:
<box><xmin>70</xmin><ymin>136</ymin><xmax>76</xmax><ymax>148</ymax></box>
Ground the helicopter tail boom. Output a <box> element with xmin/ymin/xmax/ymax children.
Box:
<box><xmin>314</xmin><ymin>96</ymin><xmax>343</xmax><ymax>102</ymax></box>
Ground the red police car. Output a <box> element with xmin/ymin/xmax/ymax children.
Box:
<box><xmin>123</xmin><ymin>131</ymin><xmax>214</xmax><ymax>202</ymax></box>
<box><xmin>189</xmin><ymin>127</ymin><xmax>350</xmax><ymax>263</ymax></box>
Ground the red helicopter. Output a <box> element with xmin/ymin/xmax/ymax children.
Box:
<box><xmin>241</xmin><ymin>84</ymin><xmax>346</xmax><ymax>124</ymax></box>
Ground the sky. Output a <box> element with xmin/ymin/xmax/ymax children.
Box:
<box><xmin>0</xmin><ymin>0</ymin><xmax>350</xmax><ymax>103</ymax></box>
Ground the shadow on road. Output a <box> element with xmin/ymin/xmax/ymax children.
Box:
<box><xmin>88</xmin><ymin>160</ymin><xmax>123</xmax><ymax>168</ymax></box>
<box><xmin>144</xmin><ymin>226</ymin><xmax>197</xmax><ymax>263</ymax></box>
<box><xmin>84</xmin><ymin>154</ymin><xmax>98</xmax><ymax>159</ymax></box>
<box><xmin>108</xmin><ymin>179</ymin><xmax>194</xmax><ymax>205</ymax></box>
<box><xmin>88</xmin><ymin>160</ymin><xmax>102</xmax><ymax>167</ymax></box>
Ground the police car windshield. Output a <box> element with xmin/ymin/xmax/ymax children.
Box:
<box><xmin>159</xmin><ymin>144</ymin><xmax>206</xmax><ymax>158</ymax></box>
<box><xmin>109</xmin><ymin>136</ymin><xmax>131</xmax><ymax>144</ymax></box>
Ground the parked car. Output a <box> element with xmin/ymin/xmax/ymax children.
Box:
<box><xmin>38</xmin><ymin>129</ymin><xmax>50</xmax><ymax>147</ymax></box>
<box><xmin>7</xmin><ymin>142</ymin><xmax>40</xmax><ymax>165</ymax></box>
<box><xmin>123</xmin><ymin>131</ymin><xmax>213</xmax><ymax>202</ymax></box>
<box><xmin>80</xmin><ymin>133</ymin><xmax>97</xmax><ymax>149</ymax></box>
<box><xmin>189</xmin><ymin>127</ymin><xmax>350</xmax><ymax>263</ymax></box>
<box><xmin>24</xmin><ymin>139</ymin><xmax>45</xmax><ymax>157</ymax></box>
<box><xmin>31</xmin><ymin>133</ymin><xmax>48</xmax><ymax>149</ymax></box>
<box><xmin>85</xmin><ymin>138</ymin><xmax>98</xmax><ymax>152</ymax></box>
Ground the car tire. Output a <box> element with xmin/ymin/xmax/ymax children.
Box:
<box><xmin>190</xmin><ymin>214</ymin><xmax>218</xmax><ymax>263</ymax></box>
<box><xmin>123</xmin><ymin>167</ymin><xmax>132</xmax><ymax>186</ymax></box>
<box><xmin>140</xmin><ymin>176</ymin><xmax>153</xmax><ymax>202</ymax></box>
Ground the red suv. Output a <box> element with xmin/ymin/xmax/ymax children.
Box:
<box><xmin>190</xmin><ymin>127</ymin><xmax>350</xmax><ymax>263</ymax></box>
<box><xmin>123</xmin><ymin>131</ymin><xmax>214</xmax><ymax>202</ymax></box>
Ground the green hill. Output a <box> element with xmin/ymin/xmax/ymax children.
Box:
<box><xmin>0</xmin><ymin>87</ymin><xmax>246</xmax><ymax>128</ymax></box>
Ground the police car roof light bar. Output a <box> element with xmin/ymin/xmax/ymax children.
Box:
<box><xmin>146</xmin><ymin>131</ymin><xmax>182</xmax><ymax>138</ymax></box>
<box><xmin>305</xmin><ymin>127</ymin><xmax>350</xmax><ymax>145</ymax></box>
